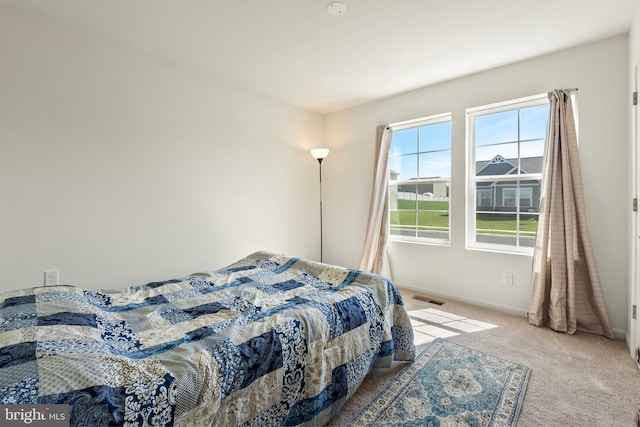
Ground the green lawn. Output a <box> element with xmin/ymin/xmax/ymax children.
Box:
<box><xmin>390</xmin><ymin>200</ymin><xmax>449</xmax><ymax>230</ymax></box>
<box><xmin>390</xmin><ymin>199</ymin><xmax>538</xmax><ymax>235</ymax></box>
<box><xmin>476</xmin><ymin>214</ymin><xmax>538</xmax><ymax>236</ymax></box>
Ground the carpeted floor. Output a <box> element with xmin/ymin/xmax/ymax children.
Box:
<box><xmin>328</xmin><ymin>290</ymin><xmax>640</xmax><ymax>427</ymax></box>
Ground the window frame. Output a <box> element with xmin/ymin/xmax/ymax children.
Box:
<box><xmin>465</xmin><ymin>94</ymin><xmax>549</xmax><ymax>255</ymax></box>
<box><xmin>388</xmin><ymin>112</ymin><xmax>452</xmax><ymax>246</ymax></box>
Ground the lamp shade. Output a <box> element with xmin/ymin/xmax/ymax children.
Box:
<box><xmin>310</xmin><ymin>148</ymin><xmax>330</xmax><ymax>160</ymax></box>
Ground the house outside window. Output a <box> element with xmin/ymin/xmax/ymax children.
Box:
<box><xmin>466</xmin><ymin>94</ymin><xmax>550</xmax><ymax>254</ymax></box>
<box><xmin>389</xmin><ymin>113</ymin><xmax>451</xmax><ymax>244</ymax></box>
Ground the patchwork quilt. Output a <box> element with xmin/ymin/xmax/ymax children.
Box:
<box><xmin>0</xmin><ymin>251</ymin><xmax>415</xmax><ymax>426</ymax></box>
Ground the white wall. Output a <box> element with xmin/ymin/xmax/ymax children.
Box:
<box><xmin>324</xmin><ymin>36</ymin><xmax>629</xmax><ymax>337</ymax></box>
<box><xmin>632</xmin><ymin>7</ymin><xmax>640</xmax><ymax>65</ymax></box>
<box><xmin>0</xmin><ymin>7</ymin><xmax>323</xmax><ymax>291</ymax></box>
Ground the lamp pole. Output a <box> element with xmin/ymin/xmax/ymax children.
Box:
<box><xmin>317</xmin><ymin>157</ymin><xmax>324</xmax><ymax>263</ymax></box>
<box><xmin>310</xmin><ymin>148</ymin><xmax>330</xmax><ymax>263</ymax></box>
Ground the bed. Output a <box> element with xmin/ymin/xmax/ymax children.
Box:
<box><xmin>0</xmin><ymin>251</ymin><xmax>415</xmax><ymax>426</ymax></box>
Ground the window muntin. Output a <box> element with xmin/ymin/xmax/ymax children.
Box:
<box><xmin>389</xmin><ymin>114</ymin><xmax>451</xmax><ymax>244</ymax></box>
<box><xmin>467</xmin><ymin>95</ymin><xmax>549</xmax><ymax>254</ymax></box>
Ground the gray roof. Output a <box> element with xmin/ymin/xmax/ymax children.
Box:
<box><xmin>476</xmin><ymin>155</ymin><xmax>543</xmax><ymax>175</ymax></box>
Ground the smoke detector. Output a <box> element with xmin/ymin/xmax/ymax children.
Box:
<box><xmin>327</xmin><ymin>2</ymin><xmax>346</xmax><ymax>15</ymax></box>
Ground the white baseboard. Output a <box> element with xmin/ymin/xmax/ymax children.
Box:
<box><xmin>397</xmin><ymin>281</ymin><xmax>627</xmax><ymax>341</ymax></box>
<box><xmin>396</xmin><ymin>281</ymin><xmax>527</xmax><ymax>317</ymax></box>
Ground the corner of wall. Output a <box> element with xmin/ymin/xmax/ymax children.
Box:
<box><xmin>630</xmin><ymin>5</ymin><xmax>640</xmax><ymax>64</ymax></box>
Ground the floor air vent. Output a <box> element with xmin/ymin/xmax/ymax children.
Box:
<box><xmin>412</xmin><ymin>295</ymin><xmax>446</xmax><ymax>305</ymax></box>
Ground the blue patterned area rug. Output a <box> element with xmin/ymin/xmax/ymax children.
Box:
<box><xmin>348</xmin><ymin>339</ymin><xmax>530</xmax><ymax>427</ymax></box>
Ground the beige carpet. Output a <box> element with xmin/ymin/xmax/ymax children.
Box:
<box><xmin>328</xmin><ymin>290</ymin><xmax>640</xmax><ymax>426</ymax></box>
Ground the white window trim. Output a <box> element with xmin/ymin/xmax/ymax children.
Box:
<box><xmin>389</xmin><ymin>113</ymin><xmax>452</xmax><ymax>246</ymax></box>
<box><xmin>465</xmin><ymin>93</ymin><xmax>548</xmax><ymax>255</ymax></box>
<box><xmin>390</xmin><ymin>112</ymin><xmax>451</xmax><ymax>131</ymax></box>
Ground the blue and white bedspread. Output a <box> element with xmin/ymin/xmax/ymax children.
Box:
<box><xmin>0</xmin><ymin>251</ymin><xmax>415</xmax><ymax>426</ymax></box>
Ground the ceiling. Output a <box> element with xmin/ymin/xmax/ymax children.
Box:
<box><xmin>5</xmin><ymin>0</ymin><xmax>639</xmax><ymax>114</ymax></box>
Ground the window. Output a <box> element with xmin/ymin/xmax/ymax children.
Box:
<box><xmin>501</xmin><ymin>187</ymin><xmax>533</xmax><ymax>208</ymax></box>
<box><xmin>477</xmin><ymin>188</ymin><xmax>492</xmax><ymax>208</ymax></box>
<box><xmin>389</xmin><ymin>113</ymin><xmax>451</xmax><ymax>244</ymax></box>
<box><xmin>466</xmin><ymin>94</ymin><xmax>550</xmax><ymax>254</ymax></box>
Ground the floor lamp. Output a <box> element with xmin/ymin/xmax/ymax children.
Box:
<box><xmin>310</xmin><ymin>148</ymin><xmax>329</xmax><ymax>262</ymax></box>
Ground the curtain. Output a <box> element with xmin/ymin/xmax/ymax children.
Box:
<box><xmin>360</xmin><ymin>125</ymin><xmax>393</xmax><ymax>278</ymax></box>
<box><xmin>528</xmin><ymin>90</ymin><xmax>613</xmax><ymax>339</ymax></box>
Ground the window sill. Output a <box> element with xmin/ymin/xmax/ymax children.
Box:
<box><xmin>465</xmin><ymin>244</ymin><xmax>534</xmax><ymax>257</ymax></box>
<box><xmin>389</xmin><ymin>237</ymin><xmax>451</xmax><ymax>247</ymax></box>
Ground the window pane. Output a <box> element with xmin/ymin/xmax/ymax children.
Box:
<box><xmin>519</xmin><ymin>213</ymin><xmax>539</xmax><ymax>247</ymax></box>
<box><xmin>394</xmin><ymin>184</ymin><xmax>418</xmax><ymax>210</ymax></box>
<box><xmin>476</xmin><ymin>143</ymin><xmax>518</xmax><ymax>176</ymax></box>
<box><xmin>419</xmin><ymin>150</ymin><xmax>451</xmax><ymax>178</ymax></box>
<box><xmin>520</xmin><ymin>140</ymin><xmax>545</xmax><ymax>168</ymax></box>
<box><xmin>475</xmin><ymin>143</ymin><xmax>520</xmax><ymax>162</ymax></box>
<box><xmin>417</xmin><ymin>212</ymin><xmax>449</xmax><ymax>239</ymax></box>
<box><xmin>417</xmin><ymin>187</ymin><xmax>449</xmax><ymax>240</ymax></box>
<box><xmin>419</xmin><ymin>121</ymin><xmax>451</xmax><ymax>152</ymax></box>
<box><xmin>390</xmin><ymin>128</ymin><xmax>418</xmax><ymax>156</ymax></box>
<box><xmin>389</xmin><ymin>154</ymin><xmax>418</xmax><ymax>180</ymax></box>
<box><xmin>476</xmin><ymin>210</ymin><xmax>539</xmax><ymax>246</ymax></box>
<box><xmin>390</xmin><ymin>183</ymin><xmax>416</xmax><ymax>237</ymax></box>
<box><xmin>390</xmin><ymin>210</ymin><xmax>416</xmax><ymax>237</ymax></box>
<box><xmin>475</xmin><ymin>110</ymin><xmax>518</xmax><ymax>146</ymax></box>
<box><xmin>475</xmin><ymin>212</ymin><xmax>518</xmax><ymax>245</ymax></box>
<box><xmin>520</xmin><ymin>104</ymin><xmax>549</xmax><ymax>141</ymax></box>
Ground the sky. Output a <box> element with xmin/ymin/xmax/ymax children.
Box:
<box><xmin>390</xmin><ymin>121</ymin><xmax>451</xmax><ymax>180</ymax></box>
<box><xmin>474</xmin><ymin>104</ymin><xmax>548</xmax><ymax>161</ymax></box>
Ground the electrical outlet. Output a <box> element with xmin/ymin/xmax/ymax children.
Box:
<box><xmin>44</xmin><ymin>269</ymin><xmax>59</xmax><ymax>286</ymax></box>
<box><xmin>502</xmin><ymin>272</ymin><xmax>513</xmax><ymax>287</ymax></box>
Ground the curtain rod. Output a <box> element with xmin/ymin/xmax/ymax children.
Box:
<box><xmin>561</xmin><ymin>87</ymin><xmax>578</xmax><ymax>93</ymax></box>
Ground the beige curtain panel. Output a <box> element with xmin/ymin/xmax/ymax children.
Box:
<box><xmin>360</xmin><ymin>125</ymin><xmax>393</xmax><ymax>278</ymax></box>
<box><xmin>528</xmin><ymin>90</ymin><xmax>613</xmax><ymax>339</ymax></box>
